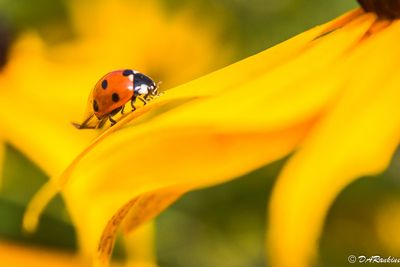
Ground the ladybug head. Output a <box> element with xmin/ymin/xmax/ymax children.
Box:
<box><xmin>133</xmin><ymin>72</ymin><xmax>158</xmax><ymax>96</ymax></box>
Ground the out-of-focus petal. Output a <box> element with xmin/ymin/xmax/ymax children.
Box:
<box><xmin>0</xmin><ymin>241</ymin><xmax>84</xmax><ymax>267</ymax></box>
<box><xmin>123</xmin><ymin>223</ymin><xmax>157</xmax><ymax>267</ymax></box>
<box><xmin>0</xmin><ymin>34</ymin><xmax>98</xmax><ymax>177</ymax></box>
<box><xmin>58</xmin><ymin>0</ymin><xmax>232</xmax><ymax>89</ymax></box>
<box><xmin>268</xmin><ymin>19</ymin><xmax>400</xmax><ymax>267</ymax></box>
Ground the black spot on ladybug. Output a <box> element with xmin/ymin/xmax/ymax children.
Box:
<box><xmin>112</xmin><ymin>93</ymin><xmax>120</xmax><ymax>102</ymax></box>
<box><xmin>93</xmin><ymin>100</ymin><xmax>99</xmax><ymax>112</ymax></box>
<box><xmin>101</xmin><ymin>79</ymin><xmax>108</xmax><ymax>89</ymax></box>
<box><xmin>122</xmin><ymin>69</ymin><xmax>134</xmax><ymax>76</ymax></box>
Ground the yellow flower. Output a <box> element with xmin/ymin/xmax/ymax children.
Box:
<box><xmin>0</xmin><ymin>0</ymin><xmax>231</xmax><ymax>265</ymax></box>
<box><xmin>2</xmin><ymin>2</ymin><xmax>399</xmax><ymax>267</ymax></box>
<box><xmin>21</xmin><ymin>5</ymin><xmax>400</xmax><ymax>267</ymax></box>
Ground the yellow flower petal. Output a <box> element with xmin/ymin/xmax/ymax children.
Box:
<box><xmin>268</xmin><ymin>19</ymin><xmax>400</xmax><ymax>267</ymax></box>
<box><xmin>158</xmin><ymin>12</ymin><xmax>376</xmax><ymax>132</ymax></box>
<box><xmin>0</xmin><ymin>241</ymin><xmax>84</xmax><ymax>267</ymax></box>
<box><xmin>95</xmin><ymin>188</ymin><xmax>186</xmax><ymax>266</ymax></box>
<box><xmin>0</xmin><ymin>88</ymin><xmax>95</xmax><ymax>177</ymax></box>
<box><xmin>122</xmin><ymin>223</ymin><xmax>157</xmax><ymax>267</ymax></box>
<box><xmin>164</xmin><ymin>9</ymin><xmax>363</xmax><ymax>101</ymax></box>
<box><xmin>0</xmin><ymin>34</ymin><xmax>100</xmax><ymax>177</ymax></box>
<box><xmin>65</xmin><ymin>123</ymin><xmax>310</xmax><ymax>263</ymax></box>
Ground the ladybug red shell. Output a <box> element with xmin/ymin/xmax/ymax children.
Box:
<box><xmin>73</xmin><ymin>69</ymin><xmax>159</xmax><ymax>129</ymax></box>
<box><xmin>91</xmin><ymin>69</ymin><xmax>135</xmax><ymax>118</ymax></box>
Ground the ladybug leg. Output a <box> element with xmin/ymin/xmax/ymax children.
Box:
<box><xmin>130</xmin><ymin>95</ymin><xmax>137</xmax><ymax>111</ymax></box>
<box><xmin>110</xmin><ymin>106</ymin><xmax>122</xmax><ymax>116</ymax></box>
<box><xmin>121</xmin><ymin>105</ymin><xmax>125</xmax><ymax>114</ymax></box>
<box><xmin>97</xmin><ymin>117</ymin><xmax>108</xmax><ymax>129</ymax></box>
<box><xmin>130</xmin><ymin>95</ymin><xmax>147</xmax><ymax>112</ymax></box>
<box><xmin>107</xmin><ymin>106</ymin><xmax>122</xmax><ymax>127</ymax></box>
<box><xmin>108</xmin><ymin>116</ymin><xmax>117</xmax><ymax>126</ymax></box>
<box><xmin>137</xmin><ymin>96</ymin><xmax>147</xmax><ymax>105</ymax></box>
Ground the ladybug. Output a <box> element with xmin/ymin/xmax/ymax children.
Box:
<box><xmin>73</xmin><ymin>69</ymin><xmax>159</xmax><ymax>129</ymax></box>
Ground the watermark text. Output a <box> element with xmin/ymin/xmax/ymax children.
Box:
<box><xmin>348</xmin><ymin>255</ymin><xmax>400</xmax><ymax>264</ymax></box>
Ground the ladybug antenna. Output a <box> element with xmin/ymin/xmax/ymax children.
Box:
<box><xmin>152</xmin><ymin>81</ymin><xmax>162</xmax><ymax>95</ymax></box>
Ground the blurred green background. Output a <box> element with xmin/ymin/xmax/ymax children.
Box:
<box><xmin>3</xmin><ymin>1</ymin><xmax>399</xmax><ymax>267</ymax></box>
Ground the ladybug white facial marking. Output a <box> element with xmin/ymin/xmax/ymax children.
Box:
<box><xmin>137</xmin><ymin>84</ymin><xmax>149</xmax><ymax>95</ymax></box>
<box><xmin>72</xmin><ymin>69</ymin><xmax>161</xmax><ymax>129</ymax></box>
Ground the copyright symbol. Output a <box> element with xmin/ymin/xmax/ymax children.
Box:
<box><xmin>348</xmin><ymin>255</ymin><xmax>357</xmax><ymax>263</ymax></box>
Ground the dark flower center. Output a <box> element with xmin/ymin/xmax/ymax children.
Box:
<box><xmin>358</xmin><ymin>0</ymin><xmax>400</xmax><ymax>19</ymax></box>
